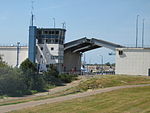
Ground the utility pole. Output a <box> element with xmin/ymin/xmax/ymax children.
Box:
<box><xmin>16</xmin><ymin>42</ymin><xmax>20</xmax><ymax>67</ymax></box>
<box><xmin>136</xmin><ymin>15</ymin><xmax>139</xmax><ymax>48</ymax></box>
<box><xmin>99</xmin><ymin>55</ymin><xmax>103</xmax><ymax>75</ymax></box>
<box><xmin>142</xmin><ymin>19</ymin><xmax>145</xmax><ymax>48</ymax></box>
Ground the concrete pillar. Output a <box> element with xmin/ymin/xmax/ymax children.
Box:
<box><xmin>64</xmin><ymin>50</ymin><xmax>81</xmax><ymax>74</ymax></box>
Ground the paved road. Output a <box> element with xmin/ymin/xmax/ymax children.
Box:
<box><xmin>0</xmin><ymin>84</ymin><xmax>150</xmax><ymax>113</ymax></box>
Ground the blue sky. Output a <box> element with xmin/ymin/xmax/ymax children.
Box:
<box><xmin>0</xmin><ymin>0</ymin><xmax>150</xmax><ymax>64</ymax></box>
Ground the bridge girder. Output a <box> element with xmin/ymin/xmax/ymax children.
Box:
<box><xmin>64</xmin><ymin>37</ymin><xmax>124</xmax><ymax>53</ymax></box>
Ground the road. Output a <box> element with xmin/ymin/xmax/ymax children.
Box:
<box><xmin>0</xmin><ymin>84</ymin><xmax>150</xmax><ymax>113</ymax></box>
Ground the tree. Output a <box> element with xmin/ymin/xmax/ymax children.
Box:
<box><xmin>105</xmin><ymin>62</ymin><xmax>111</xmax><ymax>66</ymax></box>
<box><xmin>0</xmin><ymin>67</ymin><xmax>27</xmax><ymax>96</ymax></box>
<box><xmin>20</xmin><ymin>58</ymin><xmax>47</xmax><ymax>91</ymax></box>
<box><xmin>0</xmin><ymin>55</ymin><xmax>8</xmax><ymax>68</ymax></box>
<box><xmin>20</xmin><ymin>58</ymin><xmax>37</xmax><ymax>73</ymax></box>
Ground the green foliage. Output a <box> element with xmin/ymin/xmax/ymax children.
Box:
<box><xmin>12</xmin><ymin>86</ymin><xmax>150</xmax><ymax>113</ymax></box>
<box><xmin>0</xmin><ymin>67</ymin><xmax>27</xmax><ymax>96</ymax></box>
<box><xmin>0</xmin><ymin>58</ymin><xmax>78</xmax><ymax>97</ymax></box>
<box><xmin>74</xmin><ymin>75</ymin><xmax>150</xmax><ymax>92</ymax></box>
<box><xmin>45</xmin><ymin>64</ymin><xmax>59</xmax><ymax>78</ymax></box>
<box><xmin>20</xmin><ymin>58</ymin><xmax>37</xmax><ymax>73</ymax></box>
<box><xmin>58</xmin><ymin>74</ymin><xmax>78</xmax><ymax>83</ymax></box>
<box><xmin>0</xmin><ymin>55</ymin><xmax>8</xmax><ymax>68</ymax></box>
<box><xmin>20</xmin><ymin>58</ymin><xmax>47</xmax><ymax>92</ymax></box>
<box><xmin>105</xmin><ymin>62</ymin><xmax>111</xmax><ymax>66</ymax></box>
<box><xmin>44</xmin><ymin>64</ymin><xmax>62</xmax><ymax>85</ymax></box>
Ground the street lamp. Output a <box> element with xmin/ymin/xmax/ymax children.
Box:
<box><xmin>99</xmin><ymin>55</ymin><xmax>103</xmax><ymax>75</ymax></box>
<box><xmin>16</xmin><ymin>42</ymin><xmax>20</xmax><ymax>67</ymax></box>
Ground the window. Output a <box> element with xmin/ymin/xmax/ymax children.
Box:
<box><xmin>38</xmin><ymin>39</ymin><xmax>44</xmax><ymax>44</ymax></box>
<box><xmin>51</xmin><ymin>56</ymin><xmax>63</xmax><ymax>60</ymax></box>
<box><xmin>55</xmin><ymin>31</ymin><xmax>59</xmax><ymax>35</ymax></box>
<box><xmin>40</xmin><ymin>47</ymin><xmax>43</xmax><ymax>51</ymax></box>
<box><xmin>38</xmin><ymin>30</ymin><xmax>42</xmax><ymax>35</ymax></box>
<box><xmin>49</xmin><ymin>31</ymin><xmax>52</xmax><ymax>34</ymax></box>
<box><xmin>51</xmin><ymin>47</ymin><xmax>54</xmax><ymax>50</ymax></box>
<box><xmin>51</xmin><ymin>56</ymin><xmax>58</xmax><ymax>60</ymax></box>
<box><xmin>55</xmin><ymin>39</ymin><xmax>58</xmax><ymax>43</ymax></box>
<box><xmin>118</xmin><ymin>50</ymin><xmax>123</xmax><ymax>55</ymax></box>
<box><xmin>44</xmin><ymin>31</ymin><xmax>48</xmax><ymax>34</ymax></box>
<box><xmin>46</xmin><ymin>39</ymin><xmax>48</xmax><ymax>43</ymax></box>
<box><xmin>46</xmin><ymin>65</ymin><xmax>49</xmax><ymax>68</ymax></box>
<box><xmin>51</xmin><ymin>31</ymin><xmax>54</xmax><ymax>34</ymax></box>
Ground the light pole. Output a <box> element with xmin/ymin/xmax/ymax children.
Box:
<box><xmin>99</xmin><ymin>55</ymin><xmax>103</xmax><ymax>75</ymax></box>
<box><xmin>16</xmin><ymin>42</ymin><xmax>20</xmax><ymax>67</ymax></box>
<box><xmin>136</xmin><ymin>15</ymin><xmax>139</xmax><ymax>48</ymax></box>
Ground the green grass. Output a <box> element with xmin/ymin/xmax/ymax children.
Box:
<box><xmin>1</xmin><ymin>75</ymin><xmax>150</xmax><ymax>106</ymax></box>
<box><xmin>10</xmin><ymin>86</ymin><xmax>150</xmax><ymax>113</ymax></box>
<box><xmin>69</xmin><ymin>75</ymin><xmax>150</xmax><ymax>92</ymax></box>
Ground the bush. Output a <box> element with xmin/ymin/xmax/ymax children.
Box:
<box><xmin>20</xmin><ymin>58</ymin><xmax>47</xmax><ymax>92</ymax></box>
<box><xmin>58</xmin><ymin>74</ymin><xmax>78</xmax><ymax>83</ymax></box>
<box><xmin>0</xmin><ymin>67</ymin><xmax>27</xmax><ymax>96</ymax></box>
<box><xmin>20</xmin><ymin>58</ymin><xmax>37</xmax><ymax>73</ymax></box>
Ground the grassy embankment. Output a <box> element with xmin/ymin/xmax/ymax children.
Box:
<box><xmin>10</xmin><ymin>85</ymin><xmax>150</xmax><ymax>113</ymax></box>
<box><xmin>1</xmin><ymin>75</ymin><xmax>150</xmax><ymax>106</ymax></box>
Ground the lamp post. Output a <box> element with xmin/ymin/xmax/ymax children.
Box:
<box><xmin>99</xmin><ymin>55</ymin><xmax>103</xmax><ymax>75</ymax></box>
<box><xmin>16</xmin><ymin>42</ymin><xmax>20</xmax><ymax>67</ymax></box>
<box><xmin>136</xmin><ymin>15</ymin><xmax>139</xmax><ymax>48</ymax></box>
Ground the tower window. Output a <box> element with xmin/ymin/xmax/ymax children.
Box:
<box><xmin>51</xmin><ymin>31</ymin><xmax>54</xmax><ymax>34</ymax></box>
<box><xmin>38</xmin><ymin>30</ymin><xmax>42</xmax><ymax>35</ymax></box>
<box><xmin>44</xmin><ymin>31</ymin><xmax>48</xmax><ymax>34</ymax></box>
<box><xmin>49</xmin><ymin>31</ymin><xmax>52</xmax><ymax>34</ymax></box>
<box><xmin>40</xmin><ymin>47</ymin><xmax>43</xmax><ymax>51</ymax></box>
<box><xmin>55</xmin><ymin>31</ymin><xmax>59</xmax><ymax>35</ymax></box>
<box><xmin>51</xmin><ymin>47</ymin><xmax>54</xmax><ymax>51</ymax></box>
<box><xmin>55</xmin><ymin>39</ymin><xmax>58</xmax><ymax>43</ymax></box>
<box><xmin>118</xmin><ymin>50</ymin><xmax>123</xmax><ymax>55</ymax></box>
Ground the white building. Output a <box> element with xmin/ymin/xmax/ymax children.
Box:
<box><xmin>0</xmin><ymin>46</ymin><xmax>28</xmax><ymax>67</ymax></box>
<box><xmin>116</xmin><ymin>48</ymin><xmax>150</xmax><ymax>76</ymax></box>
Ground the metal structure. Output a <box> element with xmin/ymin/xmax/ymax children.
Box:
<box><xmin>16</xmin><ymin>42</ymin><xmax>20</xmax><ymax>67</ymax></box>
<box><xmin>64</xmin><ymin>37</ymin><xmax>124</xmax><ymax>73</ymax></box>
<box><xmin>64</xmin><ymin>37</ymin><xmax>123</xmax><ymax>52</ymax></box>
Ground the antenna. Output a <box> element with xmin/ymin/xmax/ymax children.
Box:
<box><xmin>142</xmin><ymin>19</ymin><xmax>145</xmax><ymax>48</ymax></box>
<box><xmin>135</xmin><ymin>15</ymin><xmax>139</xmax><ymax>48</ymax></box>
<box><xmin>31</xmin><ymin>0</ymin><xmax>34</xmax><ymax>26</ymax></box>
<box><xmin>53</xmin><ymin>18</ymin><xmax>55</xmax><ymax>28</ymax></box>
<box><xmin>62</xmin><ymin>22</ymin><xmax>66</xmax><ymax>29</ymax></box>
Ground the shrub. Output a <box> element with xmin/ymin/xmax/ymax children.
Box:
<box><xmin>0</xmin><ymin>67</ymin><xmax>27</xmax><ymax>96</ymax></box>
<box><xmin>20</xmin><ymin>58</ymin><xmax>47</xmax><ymax>92</ymax></box>
<box><xmin>58</xmin><ymin>74</ymin><xmax>78</xmax><ymax>83</ymax></box>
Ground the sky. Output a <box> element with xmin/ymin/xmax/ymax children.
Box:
<box><xmin>0</xmin><ymin>0</ymin><xmax>150</xmax><ymax>64</ymax></box>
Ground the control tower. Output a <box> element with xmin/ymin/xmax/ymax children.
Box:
<box><xmin>28</xmin><ymin>26</ymin><xmax>66</xmax><ymax>72</ymax></box>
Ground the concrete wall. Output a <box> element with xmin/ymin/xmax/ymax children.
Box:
<box><xmin>0</xmin><ymin>46</ymin><xmax>28</xmax><ymax>67</ymax></box>
<box><xmin>116</xmin><ymin>48</ymin><xmax>150</xmax><ymax>76</ymax></box>
<box><xmin>36</xmin><ymin>44</ymin><xmax>64</xmax><ymax>71</ymax></box>
<box><xmin>64</xmin><ymin>51</ymin><xmax>81</xmax><ymax>73</ymax></box>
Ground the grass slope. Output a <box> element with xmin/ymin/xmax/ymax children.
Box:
<box><xmin>11</xmin><ymin>86</ymin><xmax>150</xmax><ymax>113</ymax></box>
<box><xmin>1</xmin><ymin>75</ymin><xmax>150</xmax><ymax>106</ymax></box>
<box><xmin>69</xmin><ymin>75</ymin><xmax>150</xmax><ymax>92</ymax></box>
